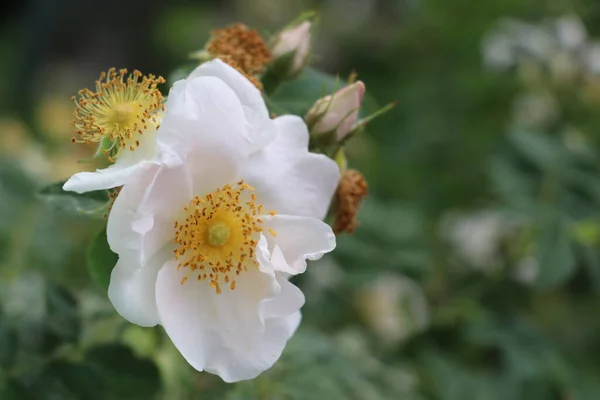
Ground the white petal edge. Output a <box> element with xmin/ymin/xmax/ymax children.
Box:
<box><xmin>63</xmin><ymin>160</ymin><xmax>155</xmax><ymax>194</ymax></box>
<box><xmin>243</xmin><ymin>105</ymin><xmax>277</xmax><ymax>154</ymax></box>
<box><xmin>188</xmin><ymin>59</ymin><xmax>269</xmax><ymax>119</ymax></box>
<box><xmin>106</xmin><ymin>164</ymin><xmax>161</xmax><ymax>256</ymax></box>
<box><xmin>262</xmin><ymin>214</ymin><xmax>336</xmax><ymax>275</ymax></box>
<box><xmin>134</xmin><ymin>164</ymin><xmax>194</xmax><ymax>265</ymax></box>
<box><xmin>187</xmin><ymin>60</ymin><xmax>275</xmax><ymax>153</ymax></box>
<box><xmin>157</xmin><ymin>76</ymin><xmax>251</xmax><ymax>167</ymax></box>
<box><xmin>108</xmin><ymin>248</ymin><xmax>171</xmax><ymax>327</ymax></box>
<box><xmin>244</xmin><ymin>115</ymin><xmax>340</xmax><ymax>220</ymax></box>
<box><xmin>155</xmin><ymin>254</ymin><xmax>304</xmax><ymax>382</ymax></box>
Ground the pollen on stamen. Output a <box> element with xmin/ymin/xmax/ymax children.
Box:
<box><xmin>173</xmin><ymin>180</ymin><xmax>273</xmax><ymax>294</ymax></box>
<box><xmin>70</xmin><ymin>68</ymin><xmax>165</xmax><ymax>161</ymax></box>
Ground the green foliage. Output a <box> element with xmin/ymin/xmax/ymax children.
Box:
<box><xmin>266</xmin><ymin>67</ymin><xmax>379</xmax><ymax>117</ymax></box>
<box><xmin>37</xmin><ymin>182</ymin><xmax>109</xmax><ymax>219</ymax></box>
<box><xmin>86</xmin><ymin>228</ymin><xmax>118</xmax><ymax>291</ymax></box>
<box><xmin>224</xmin><ymin>329</ymin><xmax>423</xmax><ymax>400</ymax></box>
<box><xmin>0</xmin><ymin>273</ymin><xmax>160</xmax><ymax>399</ymax></box>
<box><xmin>266</xmin><ymin>67</ymin><xmax>342</xmax><ymax>115</ymax></box>
<box><xmin>6</xmin><ymin>345</ymin><xmax>160</xmax><ymax>400</ymax></box>
<box><xmin>535</xmin><ymin>215</ymin><xmax>576</xmax><ymax>287</ymax></box>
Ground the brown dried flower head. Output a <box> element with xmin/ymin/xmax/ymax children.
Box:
<box><xmin>333</xmin><ymin>169</ymin><xmax>368</xmax><ymax>235</ymax></box>
<box><xmin>207</xmin><ymin>24</ymin><xmax>272</xmax><ymax>75</ymax></box>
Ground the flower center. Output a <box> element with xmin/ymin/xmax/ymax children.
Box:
<box><xmin>71</xmin><ymin>68</ymin><xmax>165</xmax><ymax>161</ymax></box>
<box><xmin>109</xmin><ymin>103</ymin><xmax>138</xmax><ymax>126</ymax></box>
<box><xmin>173</xmin><ymin>181</ymin><xmax>277</xmax><ymax>294</ymax></box>
<box><xmin>207</xmin><ymin>222</ymin><xmax>231</xmax><ymax>246</ymax></box>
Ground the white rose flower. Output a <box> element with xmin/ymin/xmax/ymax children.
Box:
<box><xmin>106</xmin><ymin>60</ymin><xmax>340</xmax><ymax>382</ymax></box>
<box><xmin>62</xmin><ymin>69</ymin><xmax>166</xmax><ymax>193</ymax></box>
<box><xmin>63</xmin><ymin>59</ymin><xmax>275</xmax><ymax>194</ymax></box>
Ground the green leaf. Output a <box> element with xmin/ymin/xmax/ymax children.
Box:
<box><xmin>508</xmin><ymin>131</ymin><xmax>564</xmax><ymax>171</ymax></box>
<box><xmin>86</xmin><ymin>228</ymin><xmax>118</xmax><ymax>291</ymax></box>
<box><xmin>226</xmin><ymin>329</ymin><xmax>422</xmax><ymax>400</ymax></box>
<box><xmin>535</xmin><ymin>216</ymin><xmax>576</xmax><ymax>288</ymax></box>
<box><xmin>26</xmin><ymin>345</ymin><xmax>160</xmax><ymax>400</ymax></box>
<box><xmin>0</xmin><ymin>378</ymin><xmax>30</xmax><ymax>400</ymax></box>
<box><xmin>30</xmin><ymin>361</ymin><xmax>100</xmax><ymax>400</ymax></box>
<box><xmin>0</xmin><ymin>313</ymin><xmax>17</xmax><ymax>369</ymax></box>
<box><xmin>267</xmin><ymin>67</ymin><xmax>343</xmax><ymax>115</ymax></box>
<box><xmin>84</xmin><ymin>344</ymin><xmax>161</xmax><ymax>399</ymax></box>
<box><xmin>43</xmin><ymin>283</ymin><xmax>80</xmax><ymax>353</ymax></box>
<box><xmin>1</xmin><ymin>274</ymin><xmax>80</xmax><ymax>358</ymax></box>
<box><xmin>0</xmin><ymin>160</ymin><xmax>38</xmax><ymax>233</ymax></box>
<box><xmin>37</xmin><ymin>182</ymin><xmax>109</xmax><ymax>219</ymax></box>
<box><xmin>576</xmin><ymin>244</ymin><xmax>600</xmax><ymax>293</ymax></box>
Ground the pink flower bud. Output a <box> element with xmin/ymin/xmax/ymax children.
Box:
<box><xmin>306</xmin><ymin>81</ymin><xmax>366</xmax><ymax>142</ymax></box>
<box><xmin>271</xmin><ymin>21</ymin><xmax>312</xmax><ymax>78</ymax></box>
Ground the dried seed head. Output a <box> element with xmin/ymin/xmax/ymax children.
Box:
<box><xmin>333</xmin><ymin>169</ymin><xmax>368</xmax><ymax>235</ymax></box>
<box><xmin>207</xmin><ymin>23</ymin><xmax>271</xmax><ymax>75</ymax></box>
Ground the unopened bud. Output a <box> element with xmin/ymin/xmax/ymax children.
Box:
<box><xmin>271</xmin><ymin>21</ymin><xmax>312</xmax><ymax>79</ymax></box>
<box><xmin>306</xmin><ymin>81</ymin><xmax>366</xmax><ymax>145</ymax></box>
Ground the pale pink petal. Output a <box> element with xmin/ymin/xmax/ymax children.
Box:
<box><xmin>244</xmin><ymin>115</ymin><xmax>339</xmax><ymax>220</ymax></box>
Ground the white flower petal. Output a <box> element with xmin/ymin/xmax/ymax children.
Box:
<box><xmin>108</xmin><ymin>249</ymin><xmax>171</xmax><ymax>327</ymax></box>
<box><xmin>263</xmin><ymin>273</ymin><xmax>305</xmax><ymax>319</ymax></box>
<box><xmin>107</xmin><ymin>164</ymin><xmax>192</xmax><ymax>264</ymax></box>
<box><xmin>112</xmin><ymin>165</ymin><xmax>193</xmax><ymax>265</ymax></box>
<box><xmin>106</xmin><ymin>164</ymin><xmax>159</xmax><ymax>255</ymax></box>
<box><xmin>137</xmin><ymin>165</ymin><xmax>194</xmax><ymax>264</ymax></box>
<box><xmin>155</xmin><ymin>257</ymin><xmax>303</xmax><ymax>382</ymax></box>
<box><xmin>188</xmin><ymin>59</ymin><xmax>270</xmax><ymax>119</ymax></box>
<box><xmin>243</xmin><ymin>105</ymin><xmax>277</xmax><ymax>154</ymax></box>
<box><xmin>185</xmin><ymin>60</ymin><xmax>276</xmax><ymax>153</ymax></box>
<box><xmin>63</xmin><ymin>123</ymin><xmax>161</xmax><ymax>193</ymax></box>
<box><xmin>63</xmin><ymin>160</ymin><xmax>153</xmax><ymax>194</ymax></box>
<box><xmin>282</xmin><ymin>310</ymin><xmax>302</xmax><ymax>337</ymax></box>
<box><xmin>158</xmin><ymin>76</ymin><xmax>250</xmax><ymax>170</ymax></box>
<box><xmin>244</xmin><ymin>115</ymin><xmax>339</xmax><ymax>220</ymax></box>
<box><xmin>262</xmin><ymin>214</ymin><xmax>336</xmax><ymax>275</ymax></box>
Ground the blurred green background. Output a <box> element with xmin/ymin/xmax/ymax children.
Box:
<box><xmin>3</xmin><ymin>0</ymin><xmax>600</xmax><ymax>398</ymax></box>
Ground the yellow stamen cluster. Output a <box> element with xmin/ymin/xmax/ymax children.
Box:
<box><xmin>207</xmin><ymin>23</ymin><xmax>272</xmax><ymax>75</ymax></box>
<box><xmin>173</xmin><ymin>181</ymin><xmax>277</xmax><ymax>294</ymax></box>
<box><xmin>71</xmin><ymin>68</ymin><xmax>165</xmax><ymax>161</ymax></box>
